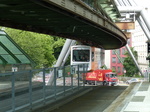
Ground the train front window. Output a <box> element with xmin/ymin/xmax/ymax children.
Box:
<box><xmin>73</xmin><ymin>49</ymin><xmax>90</xmax><ymax>62</ymax></box>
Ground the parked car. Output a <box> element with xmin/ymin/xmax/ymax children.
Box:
<box><xmin>126</xmin><ymin>78</ymin><xmax>140</xmax><ymax>84</ymax></box>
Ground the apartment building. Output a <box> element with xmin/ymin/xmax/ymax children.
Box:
<box><xmin>132</xmin><ymin>21</ymin><xmax>149</xmax><ymax>73</ymax></box>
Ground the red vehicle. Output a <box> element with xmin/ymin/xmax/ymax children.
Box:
<box><xmin>84</xmin><ymin>69</ymin><xmax>118</xmax><ymax>86</ymax></box>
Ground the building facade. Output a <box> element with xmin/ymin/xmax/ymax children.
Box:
<box><xmin>110</xmin><ymin>38</ymin><xmax>132</xmax><ymax>75</ymax></box>
<box><xmin>132</xmin><ymin>21</ymin><xmax>149</xmax><ymax>73</ymax></box>
<box><xmin>106</xmin><ymin>20</ymin><xmax>149</xmax><ymax>76</ymax></box>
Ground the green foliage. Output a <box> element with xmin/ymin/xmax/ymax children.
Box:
<box><xmin>123</xmin><ymin>47</ymin><xmax>139</xmax><ymax>77</ymax></box>
<box><xmin>51</xmin><ymin>37</ymin><xmax>71</xmax><ymax>65</ymax></box>
<box><xmin>2</xmin><ymin>27</ymin><xmax>65</xmax><ymax>68</ymax></box>
<box><xmin>134</xmin><ymin>74</ymin><xmax>144</xmax><ymax>78</ymax></box>
<box><xmin>112</xmin><ymin>68</ymin><xmax>116</xmax><ymax>73</ymax></box>
<box><xmin>52</xmin><ymin>37</ymin><xmax>65</xmax><ymax>59</ymax></box>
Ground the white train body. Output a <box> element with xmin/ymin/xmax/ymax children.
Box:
<box><xmin>70</xmin><ymin>45</ymin><xmax>105</xmax><ymax>71</ymax></box>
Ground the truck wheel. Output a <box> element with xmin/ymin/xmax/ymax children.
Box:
<box><xmin>87</xmin><ymin>81</ymin><xmax>91</xmax><ymax>85</ymax></box>
<box><xmin>111</xmin><ymin>84</ymin><xmax>114</xmax><ymax>86</ymax></box>
<box><xmin>84</xmin><ymin>80</ymin><xmax>87</xmax><ymax>84</ymax></box>
<box><xmin>103</xmin><ymin>81</ymin><xmax>107</xmax><ymax>86</ymax></box>
<box><xmin>88</xmin><ymin>82</ymin><xmax>91</xmax><ymax>85</ymax></box>
<box><xmin>92</xmin><ymin>82</ymin><xmax>95</xmax><ymax>85</ymax></box>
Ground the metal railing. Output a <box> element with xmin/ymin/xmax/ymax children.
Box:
<box><xmin>0</xmin><ymin>64</ymin><xmax>89</xmax><ymax>112</ymax></box>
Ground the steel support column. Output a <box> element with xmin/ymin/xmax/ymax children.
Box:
<box><xmin>47</xmin><ymin>39</ymin><xmax>74</xmax><ymax>85</ymax></box>
<box><xmin>61</xmin><ymin>40</ymin><xmax>76</xmax><ymax>66</ymax></box>
<box><xmin>55</xmin><ymin>39</ymin><xmax>73</xmax><ymax>67</ymax></box>
<box><xmin>140</xmin><ymin>9</ymin><xmax>150</xmax><ymax>32</ymax></box>
<box><xmin>137</xmin><ymin>17</ymin><xmax>150</xmax><ymax>41</ymax></box>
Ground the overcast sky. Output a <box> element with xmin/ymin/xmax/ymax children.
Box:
<box><xmin>134</xmin><ymin>0</ymin><xmax>150</xmax><ymax>7</ymax></box>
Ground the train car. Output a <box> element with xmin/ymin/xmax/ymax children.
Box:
<box><xmin>70</xmin><ymin>45</ymin><xmax>105</xmax><ymax>72</ymax></box>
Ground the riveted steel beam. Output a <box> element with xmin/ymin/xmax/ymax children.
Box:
<box><xmin>0</xmin><ymin>0</ymin><xmax>127</xmax><ymax>49</ymax></box>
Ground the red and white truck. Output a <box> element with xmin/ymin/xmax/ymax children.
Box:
<box><xmin>84</xmin><ymin>69</ymin><xmax>118</xmax><ymax>86</ymax></box>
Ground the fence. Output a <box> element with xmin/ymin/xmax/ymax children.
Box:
<box><xmin>0</xmin><ymin>64</ymin><xmax>89</xmax><ymax>112</ymax></box>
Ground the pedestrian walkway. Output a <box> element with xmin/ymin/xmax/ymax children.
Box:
<box><xmin>104</xmin><ymin>81</ymin><xmax>150</xmax><ymax>112</ymax></box>
<box><xmin>122</xmin><ymin>82</ymin><xmax>150</xmax><ymax>112</ymax></box>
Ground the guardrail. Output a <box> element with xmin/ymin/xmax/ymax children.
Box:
<box><xmin>0</xmin><ymin>64</ymin><xmax>89</xmax><ymax>112</ymax></box>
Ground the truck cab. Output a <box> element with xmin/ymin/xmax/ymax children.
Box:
<box><xmin>104</xmin><ymin>72</ymin><xmax>118</xmax><ymax>86</ymax></box>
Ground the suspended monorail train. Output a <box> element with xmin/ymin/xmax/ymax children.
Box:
<box><xmin>70</xmin><ymin>45</ymin><xmax>105</xmax><ymax>72</ymax></box>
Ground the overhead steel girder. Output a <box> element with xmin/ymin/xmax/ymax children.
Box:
<box><xmin>137</xmin><ymin>17</ymin><xmax>150</xmax><ymax>41</ymax></box>
<box><xmin>0</xmin><ymin>0</ymin><xmax>127</xmax><ymax>50</ymax></box>
<box><xmin>43</xmin><ymin>0</ymin><xmax>127</xmax><ymax>49</ymax></box>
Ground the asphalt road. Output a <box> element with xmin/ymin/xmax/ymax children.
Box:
<box><xmin>49</xmin><ymin>86</ymin><xmax>128</xmax><ymax>112</ymax></box>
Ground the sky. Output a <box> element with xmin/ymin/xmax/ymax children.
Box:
<box><xmin>134</xmin><ymin>0</ymin><xmax>150</xmax><ymax>7</ymax></box>
<box><xmin>135</xmin><ymin>0</ymin><xmax>150</xmax><ymax>15</ymax></box>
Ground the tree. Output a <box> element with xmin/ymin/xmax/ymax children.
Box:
<box><xmin>123</xmin><ymin>47</ymin><xmax>139</xmax><ymax>77</ymax></box>
<box><xmin>2</xmin><ymin>27</ymin><xmax>65</xmax><ymax>68</ymax></box>
<box><xmin>52</xmin><ymin>36</ymin><xmax>65</xmax><ymax>60</ymax></box>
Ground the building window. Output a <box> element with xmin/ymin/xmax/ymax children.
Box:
<box><xmin>112</xmin><ymin>57</ymin><xmax>116</xmax><ymax>63</ymax></box>
<box><xmin>112</xmin><ymin>50</ymin><xmax>115</xmax><ymax>55</ymax></box>
<box><xmin>118</xmin><ymin>67</ymin><xmax>121</xmax><ymax>73</ymax></box>
<box><xmin>122</xmin><ymin>48</ymin><xmax>126</xmax><ymax>55</ymax></box>
<box><xmin>117</xmin><ymin>49</ymin><xmax>120</xmax><ymax>55</ymax></box>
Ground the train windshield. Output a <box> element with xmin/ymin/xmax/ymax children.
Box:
<box><xmin>72</xmin><ymin>48</ymin><xmax>90</xmax><ymax>62</ymax></box>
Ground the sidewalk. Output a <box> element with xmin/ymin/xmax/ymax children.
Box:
<box><xmin>121</xmin><ymin>82</ymin><xmax>150</xmax><ymax>112</ymax></box>
<box><xmin>104</xmin><ymin>81</ymin><xmax>150</xmax><ymax>112</ymax></box>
